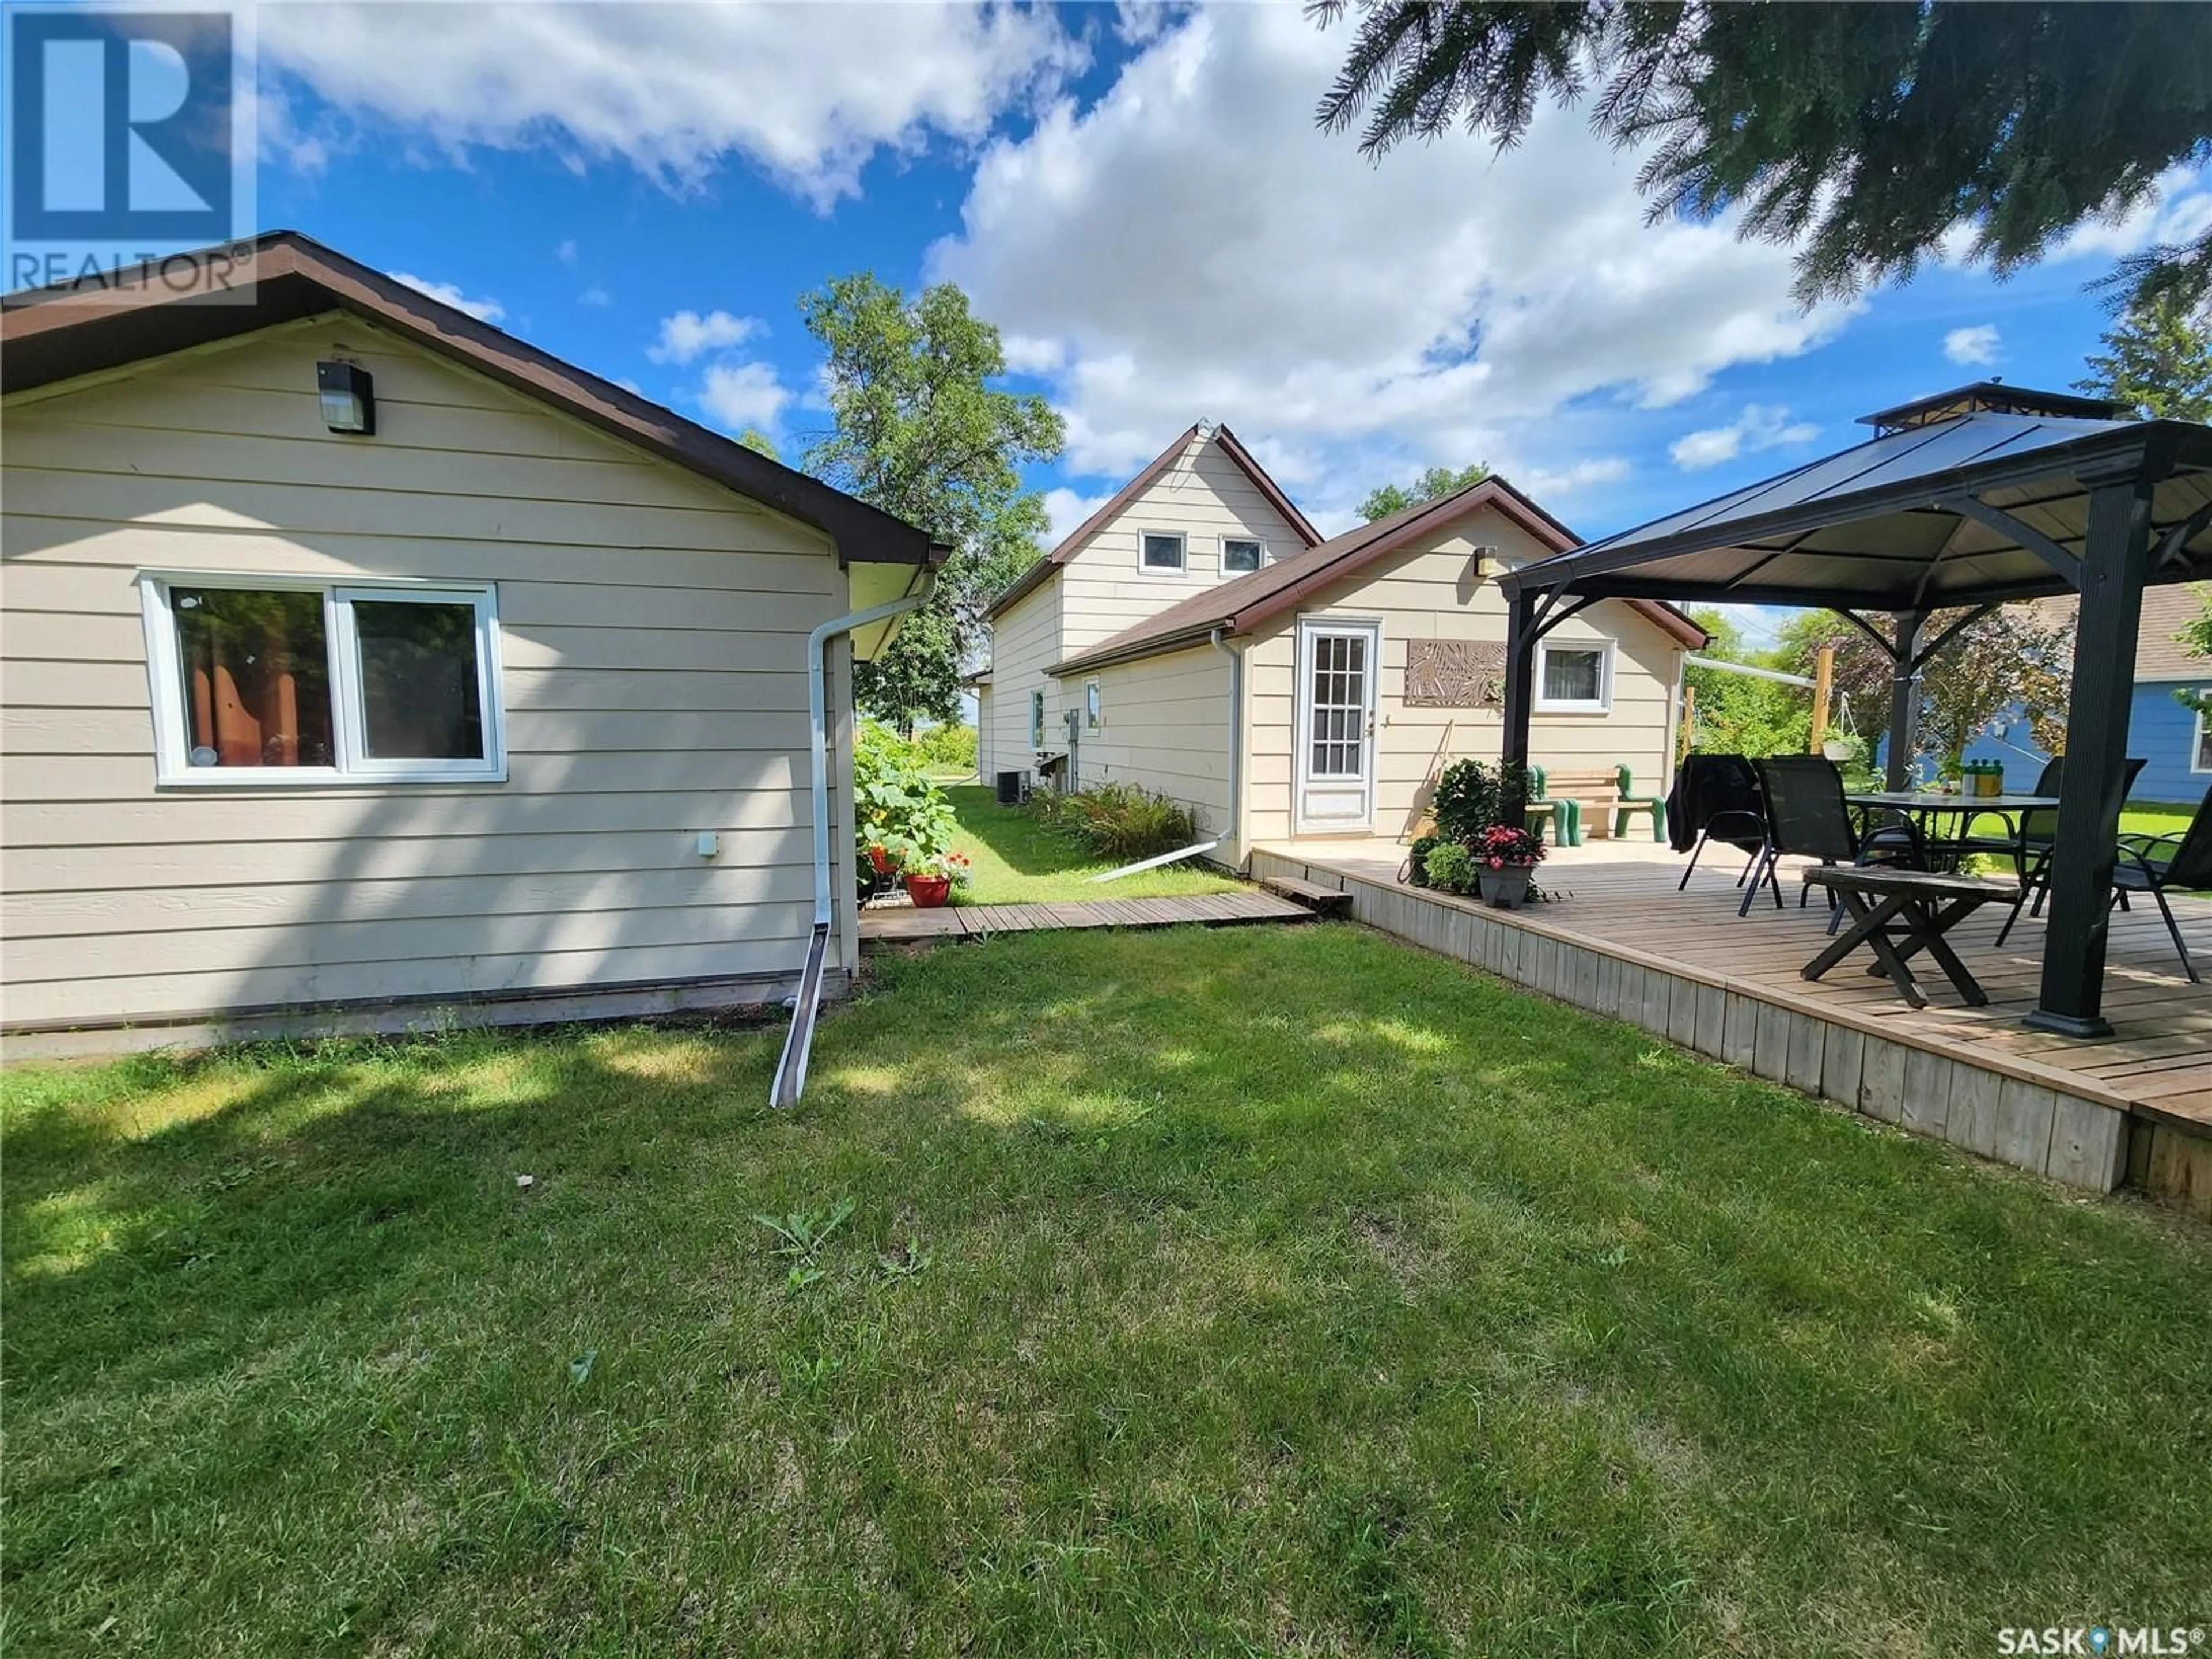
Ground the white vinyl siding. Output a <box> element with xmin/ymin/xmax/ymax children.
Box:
<box><xmin>1075</xmin><ymin>645</ymin><xmax>1233</xmax><ymax>835</ymax></box>
<box><xmin>1056</xmin><ymin>431</ymin><xmax>1310</xmax><ymax>655</ymax></box>
<box><xmin>984</xmin><ymin>579</ymin><xmax>1062</xmax><ymax>774</ymax></box>
<box><xmin>1</xmin><ymin>316</ymin><xmax>860</xmax><ymax>1030</ymax></box>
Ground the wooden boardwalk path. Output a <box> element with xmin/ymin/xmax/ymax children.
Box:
<box><xmin>861</xmin><ymin>888</ymin><xmax>1312</xmax><ymax>946</ymax></box>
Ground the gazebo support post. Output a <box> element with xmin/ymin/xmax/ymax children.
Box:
<box><xmin>1501</xmin><ymin>587</ymin><xmax>1539</xmax><ymax>830</ymax></box>
<box><xmin>2025</xmin><ymin>467</ymin><xmax>2157</xmax><ymax>1038</ymax></box>
<box><xmin>1884</xmin><ymin>610</ymin><xmax>1926</xmax><ymax>790</ymax></box>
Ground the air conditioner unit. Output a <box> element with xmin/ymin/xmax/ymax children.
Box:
<box><xmin>995</xmin><ymin>769</ymin><xmax>1031</xmax><ymax>807</ymax></box>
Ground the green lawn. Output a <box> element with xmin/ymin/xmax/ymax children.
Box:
<box><xmin>7</xmin><ymin>925</ymin><xmax>2210</xmax><ymax>1656</ymax></box>
<box><xmin>944</xmin><ymin>783</ymin><xmax>1244</xmax><ymax>904</ymax></box>
<box><xmin>2123</xmin><ymin>799</ymin><xmax>2198</xmax><ymax>839</ymax></box>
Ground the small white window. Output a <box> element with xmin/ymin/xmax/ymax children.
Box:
<box><xmin>1222</xmin><ymin>536</ymin><xmax>1263</xmax><ymax>574</ymax></box>
<box><xmin>1535</xmin><ymin>642</ymin><xmax>1612</xmax><ymax>713</ymax></box>
<box><xmin>1085</xmin><ymin>679</ymin><xmax>1102</xmax><ymax>733</ymax></box>
<box><xmin>1030</xmin><ymin>688</ymin><xmax>1046</xmax><ymax>749</ymax></box>
<box><xmin>140</xmin><ymin>575</ymin><xmax>505</xmax><ymax>785</ymax></box>
<box><xmin>1140</xmin><ymin>532</ymin><xmax>1186</xmax><ymax>573</ymax></box>
<box><xmin>2194</xmin><ymin>698</ymin><xmax>2212</xmax><ymax>773</ymax></box>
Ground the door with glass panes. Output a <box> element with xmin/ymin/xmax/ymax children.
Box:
<box><xmin>1294</xmin><ymin>618</ymin><xmax>1380</xmax><ymax>831</ymax></box>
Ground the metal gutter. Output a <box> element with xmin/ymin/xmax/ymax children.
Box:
<box><xmin>770</xmin><ymin>575</ymin><xmax>937</xmax><ymax>1110</ymax></box>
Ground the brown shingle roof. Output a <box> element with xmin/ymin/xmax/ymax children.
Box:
<box><xmin>1052</xmin><ymin>476</ymin><xmax>1706</xmax><ymax>676</ymax></box>
<box><xmin>985</xmin><ymin>424</ymin><xmax>1321</xmax><ymax>619</ymax></box>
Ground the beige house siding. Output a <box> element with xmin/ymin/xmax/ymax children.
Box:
<box><xmin>1057</xmin><ymin>434</ymin><xmax>1310</xmax><ymax>656</ymax></box>
<box><xmin>1074</xmin><ymin>645</ymin><xmax>1234</xmax><ymax>836</ymax></box>
<box><xmin>984</xmin><ymin>578</ymin><xmax>1064</xmax><ymax>775</ymax></box>
<box><xmin>1241</xmin><ymin>505</ymin><xmax>1682</xmax><ymax>849</ymax></box>
<box><xmin>1</xmin><ymin>315</ymin><xmax>862</xmax><ymax>1032</ymax></box>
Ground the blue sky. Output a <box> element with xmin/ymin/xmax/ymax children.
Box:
<box><xmin>239</xmin><ymin>0</ymin><xmax>2210</xmax><ymax>605</ymax></box>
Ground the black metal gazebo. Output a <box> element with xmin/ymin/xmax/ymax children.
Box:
<box><xmin>1498</xmin><ymin>383</ymin><xmax>2212</xmax><ymax>1038</ymax></box>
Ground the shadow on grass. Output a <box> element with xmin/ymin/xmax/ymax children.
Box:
<box><xmin>942</xmin><ymin>785</ymin><xmax>1104</xmax><ymax>879</ymax></box>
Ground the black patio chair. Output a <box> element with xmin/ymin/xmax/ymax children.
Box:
<box><xmin>1670</xmin><ymin>753</ymin><xmax>1768</xmax><ymax>891</ymax></box>
<box><xmin>1998</xmin><ymin>787</ymin><xmax>2212</xmax><ymax>982</ymax></box>
<box><xmin>1957</xmin><ymin>756</ymin><xmax>2146</xmax><ymax>891</ymax></box>
<box><xmin>1742</xmin><ymin>755</ymin><xmax>1926</xmax><ymax>919</ymax></box>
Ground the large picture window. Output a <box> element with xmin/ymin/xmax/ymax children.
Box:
<box><xmin>141</xmin><ymin>577</ymin><xmax>504</xmax><ymax>784</ymax></box>
<box><xmin>2195</xmin><ymin>696</ymin><xmax>2211</xmax><ymax>774</ymax></box>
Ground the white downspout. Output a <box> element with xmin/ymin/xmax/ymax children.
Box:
<box><xmin>770</xmin><ymin>574</ymin><xmax>937</xmax><ymax>1109</ymax></box>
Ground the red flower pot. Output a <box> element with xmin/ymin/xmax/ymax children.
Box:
<box><xmin>904</xmin><ymin>873</ymin><xmax>952</xmax><ymax>908</ymax></box>
<box><xmin>868</xmin><ymin>846</ymin><xmax>896</xmax><ymax>875</ymax></box>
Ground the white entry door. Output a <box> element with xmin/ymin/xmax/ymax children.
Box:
<box><xmin>1294</xmin><ymin>618</ymin><xmax>1380</xmax><ymax>832</ymax></box>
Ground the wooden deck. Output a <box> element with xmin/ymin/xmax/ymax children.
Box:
<box><xmin>861</xmin><ymin>888</ymin><xmax>1312</xmax><ymax>945</ymax></box>
<box><xmin>1253</xmin><ymin>836</ymin><xmax>2212</xmax><ymax>1215</ymax></box>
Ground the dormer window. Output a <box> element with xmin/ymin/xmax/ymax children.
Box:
<box><xmin>1140</xmin><ymin>532</ymin><xmax>1186</xmax><ymax>573</ymax></box>
<box><xmin>1222</xmin><ymin>537</ymin><xmax>1263</xmax><ymax>574</ymax></box>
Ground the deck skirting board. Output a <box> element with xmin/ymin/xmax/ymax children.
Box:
<box><xmin>1250</xmin><ymin>851</ymin><xmax>2172</xmax><ymax>1207</ymax></box>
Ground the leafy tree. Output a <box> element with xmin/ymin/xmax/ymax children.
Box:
<box><xmin>1777</xmin><ymin>604</ymin><xmax>2073</xmax><ymax>777</ymax></box>
<box><xmin>1681</xmin><ymin>607</ymin><xmax>1809</xmax><ymax>759</ymax></box>
<box><xmin>2174</xmin><ymin>586</ymin><xmax>2212</xmax><ymax>718</ymax></box>
<box><xmin>1311</xmin><ymin>2</ymin><xmax>2212</xmax><ymax>308</ymax></box>
<box><xmin>799</xmin><ymin>274</ymin><xmax>1064</xmax><ymax>735</ymax></box>
<box><xmin>736</xmin><ymin>426</ymin><xmax>780</xmax><ymax>460</ymax></box>
<box><xmin>1358</xmin><ymin>461</ymin><xmax>1490</xmax><ymax>521</ymax></box>
<box><xmin>2075</xmin><ymin>292</ymin><xmax>2212</xmax><ymax>422</ymax></box>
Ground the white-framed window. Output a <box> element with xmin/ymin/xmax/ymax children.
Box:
<box><xmin>1029</xmin><ymin>688</ymin><xmax>1046</xmax><ymax>749</ymax></box>
<box><xmin>1222</xmin><ymin>536</ymin><xmax>1263</xmax><ymax>574</ymax></box>
<box><xmin>138</xmin><ymin>574</ymin><xmax>505</xmax><ymax>785</ymax></box>
<box><xmin>2193</xmin><ymin>695</ymin><xmax>2212</xmax><ymax>773</ymax></box>
<box><xmin>1085</xmin><ymin>679</ymin><xmax>1102</xmax><ymax>733</ymax></box>
<box><xmin>1139</xmin><ymin>531</ymin><xmax>1187</xmax><ymax>573</ymax></box>
<box><xmin>1535</xmin><ymin>640</ymin><xmax>1613</xmax><ymax>713</ymax></box>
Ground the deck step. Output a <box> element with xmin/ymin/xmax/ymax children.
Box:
<box><xmin>1261</xmin><ymin>874</ymin><xmax>1354</xmax><ymax>914</ymax></box>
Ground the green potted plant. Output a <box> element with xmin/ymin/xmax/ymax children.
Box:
<box><xmin>1422</xmin><ymin>840</ymin><xmax>1475</xmax><ymax>895</ymax></box>
<box><xmin>1469</xmin><ymin>824</ymin><xmax>1547</xmax><ymax>909</ymax></box>
<box><xmin>902</xmin><ymin>849</ymin><xmax>970</xmax><ymax>909</ymax></box>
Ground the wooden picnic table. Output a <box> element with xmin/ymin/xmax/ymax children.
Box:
<box><xmin>1799</xmin><ymin>865</ymin><xmax>2019</xmax><ymax>1009</ymax></box>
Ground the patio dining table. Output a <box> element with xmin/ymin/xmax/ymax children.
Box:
<box><xmin>1844</xmin><ymin>791</ymin><xmax>2059</xmax><ymax>872</ymax></box>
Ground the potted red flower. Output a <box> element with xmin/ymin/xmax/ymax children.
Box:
<box><xmin>902</xmin><ymin>849</ymin><xmax>969</xmax><ymax>909</ymax></box>
<box><xmin>1468</xmin><ymin>824</ymin><xmax>1547</xmax><ymax>909</ymax></box>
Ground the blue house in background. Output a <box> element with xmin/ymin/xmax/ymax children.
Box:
<box><xmin>1961</xmin><ymin>584</ymin><xmax>2210</xmax><ymax>802</ymax></box>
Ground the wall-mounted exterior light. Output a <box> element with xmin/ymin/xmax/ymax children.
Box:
<box><xmin>316</xmin><ymin>361</ymin><xmax>374</xmax><ymax>434</ymax></box>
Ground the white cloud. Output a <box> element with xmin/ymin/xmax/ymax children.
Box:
<box><xmin>1943</xmin><ymin>324</ymin><xmax>2001</xmax><ymax>366</ymax></box>
<box><xmin>1000</xmin><ymin>333</ymin><xmax>1066</xmax><ymax>375</ymax></box>
<box><xmin>388</xmin><ymin>271</ymin><xmax>504</xmax><ymax>323</ymax></box>
<box><xmin>556</xmin><ymin>238</ymin><xmax>578</xmax><ymax>264</ymax></box>
<box><xmin>1043</xmin><ymin>486</ymin><xmax>1115</xmax><ymax>546</ymax></box>
<box><xmin>929</xmin><ymin>6</ymin><xmax>1858</xmax><ymax>480</ymax></box>
<box><xmin>259</xmin><ymin>3</ymin><xmax>1087</xmax><ymax>207</ymax></box>
<box><xmin>1523</xmin><ymin>457</ymin><xmax>1632</xmax><ymax>497</ymax></box>
<box><xmin>579</xmin><ymin>285</ymin><xmax>611</xmax><ymax>308</ymax></box>
<box><xmin>1668</xmin><ymin>404</ymin><xmax>1820</xmax><ymax>471</ymax></box>
<box><xmin>696</xmin><ymin>361</ymin><xmax>793</xmax><ymax>433</ymax></box>
<box><xmin>648</xmin><ymin>309</ymin><xmax>763</xmax><ymax>365</ymax></box>
<box><xmin>2051</xmin><ymin>165</ymin><xmax>2212</xmax><ymax>263</ymax></box>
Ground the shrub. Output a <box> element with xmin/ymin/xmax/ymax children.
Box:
<box><xmin>1406</xmin><ymin>833</ymin><xmax>1440</xmax><ymax>887</ymax></box>
<box><xmin>915</xmin><ymin>722</ymin><xmax>978</xmax><ymax>775</ymax></box>
<box><xmin>1423</xmin><ymin>841</ymin><xmax>1475</xmax><ymax>893</ymax></box>
<box><xmin>1430</xmin><ymin>759</ymin><xmax>1530</xmax><ymax>842</ymax></box>
<box><xmin>1036</xmin><ymin>781</ymin><xmax>1202</xmax><ymax>862</ymax></box>
<box><xmin>855</xmin><ymin>721</ymin><xmax>957</xmax><ymax>878</ymax></box>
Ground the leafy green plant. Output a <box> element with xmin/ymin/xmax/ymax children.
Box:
<box><xmin>1422</xmin><ymin>842</ymin><xmax>1474</xmax><ymax>894</ymax></box>
<box><xmin>752</xmin><ymin>1198</ymin><xmax>856</xmax><ymax>1262</ymax></box>
<box><xmin>914</xmin><ymin>722</ymin><xmax>979</xmax><ymax>775</ymax></box>
<box><xmin>1035</xmin><ymin>781</ymin><xmax>1202</xmax><ymax>862</ymax></box>
<box><xmin>855</xmin><ymin>722</ymin><xmax>956</xmax><ymax>877</ymax></box>
<box><xmin>1430</xmin><ymin>760</ymin><xmax>1528</xmax><ymax>843</ymax></box>
<box><xmin>1406</xmin><ymin>834</ymin><xmax>1440</xmax><ymax>888</ymax></box>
